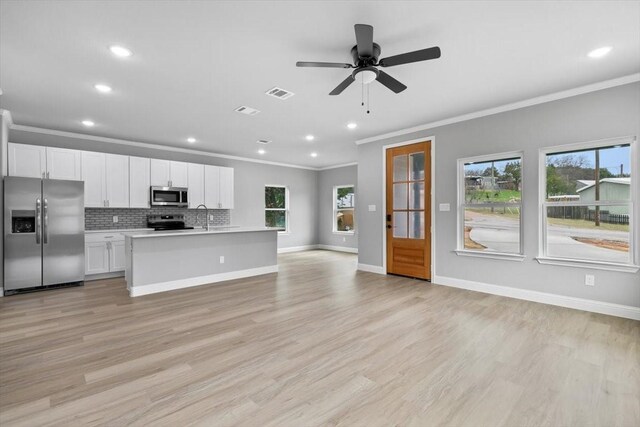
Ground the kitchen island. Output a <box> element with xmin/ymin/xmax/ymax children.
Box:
<box><xmin>123</xmin><ymin>227</ymin><xmax>279</xmax><ymax>297</ymax></box>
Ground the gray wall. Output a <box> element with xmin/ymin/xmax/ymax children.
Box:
<box><xmin>0</xmin><ymin>112</ymin><xmax>8</xmax><ymax>294</ymax></box>
<box><xmin>9</xmin><ymin>130</ymin><xmax>319</xmax><ymax>249</ymax></box>
<box><xmin>317</xmin><ymin>165</ymin><xmax>358</xmax><ymax>250</ymax></box>
<box><xmin>357</xmin><ymin>82</ymin><xmax>640</xmax><ymax>308</ymax></box>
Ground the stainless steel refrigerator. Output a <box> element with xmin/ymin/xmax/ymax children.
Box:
<box><xmin>4</xmin><ymin>177</ymin><xmax>84</xmax><ymax>293</ymax></box>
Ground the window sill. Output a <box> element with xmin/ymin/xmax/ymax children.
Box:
<box><xmin>333</xmin><ymin>231</ymin><xmax>355</xmax><ymax>235</ymax></box>
<box><xmin>277</xmin><ymin>230</ymin><xmax>290</xmax><ymax>235</ymax></box>
<box><xmin>454</xmin><ymin>250</ymin><xmax>525</xmax><ymax>262</ymax></box>
<box><xmin>535</xmin><ymin>257</ymin><xmax>640</xmax><ymax>273</ymax></box>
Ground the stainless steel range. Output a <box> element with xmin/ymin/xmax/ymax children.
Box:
<box><xmin>147</xmin><ymin>214</ymin><xmax>194</xmax><ymax>231</ymax></box>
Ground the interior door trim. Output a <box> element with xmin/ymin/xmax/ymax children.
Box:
<box><xmin>381</xmin><ymin>136</ymin><xmax>436</xmax><ymax>277</ymax></box>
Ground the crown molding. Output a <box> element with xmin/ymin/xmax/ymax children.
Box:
<box><xmin>356</xmin><ymin>73</ymin><xmax>640</xmax><ymax>145</ymax></box>
<box><xmin>9</xmin><ymin>124</ymin><xmax>322</xmax><ymax>171</ymax></box>
<box><xmin>317</xmin><ymin>162</ymin><xmax>358</xmax><ymax>171</ymax></box>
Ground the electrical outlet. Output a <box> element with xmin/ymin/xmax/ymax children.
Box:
<box><xmin>342</xmin><ymin>237</ymin><xmax>346</xmax><ymax>242</ymax></box>
<box><xmin>113</xmin><ymin>216</ymin><xmax>118</xmax><ymax>223</ymax></box>
<box><xmin>209</xmin><ymin>214</ymin><xmax>214</xmax><ymax>221</ymax></box>
<box><xmin>219</xmin><ymin>256</ymin><xmax>225</xmax><ymax>264</ymax></box>
<box><xmin>585</xmin><ymin>274</ymin><xmax>595</xmax><ymax>286</ymax></box>
<box><xmin>368</xmin><ymin>205</ymin><xmax>376</xmax><ymax>212</ymax></box>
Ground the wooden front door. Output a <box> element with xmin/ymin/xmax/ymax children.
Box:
<box><xmin>386</xmin><ymin>141</ymin><xmax>432</xmax><ymax>280</ymax></box>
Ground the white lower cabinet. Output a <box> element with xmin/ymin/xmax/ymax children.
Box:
<box><xmin>85</xmin><ymin>233</ymin><xmax>126</xmax><ymax>276</ymax></box>
<box><xmin>85</xmin><ymin>242</ymin><xmax>110</xmax><ymax>275</ymax></box>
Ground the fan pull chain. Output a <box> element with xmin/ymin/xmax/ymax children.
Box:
<box><xmin>367</xmin><ymin>83</ymin><xmax>370</xmax><ymax>114</ymax></box>
<box><xmin>361</xmin><ymin>78</ymin><xmax>364</xmax><ymax>107</ymax></box>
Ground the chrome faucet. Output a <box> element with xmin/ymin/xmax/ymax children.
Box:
<box><xmin>195</xmin><ymin>204</ymin><xmax>210</xmax><ymax>231</ymax></box>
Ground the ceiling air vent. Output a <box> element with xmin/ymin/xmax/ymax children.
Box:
<box><xmin>235</xmin><ymin>106</ymin><xmax>260</xmax><ymax>116</ymax></box>
<box><xmin>265</xmin><ymin>87</ymin><xmax>295</xmax><ymax>100</ymax></box>
<box><xmin>256</xmin><ymin>139</ymin><xmax>271</xmax><ymax>145</ymax></box>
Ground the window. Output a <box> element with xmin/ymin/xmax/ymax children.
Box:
<box><xmin>265</xmin><ymin>185</ymin><xmax>288</xmax><ymax>232</ymax></box>
<box><xmin>333</xmin><ymin>185</ymin><xmax>355</xmax><ymax>233</ymax></box>
<box><xmin>457</xmin><ymin>152</ymin><xmax>523</xmax><ymax>259</ymax></box>
<box><xmin>539</xmin><ymin>138</ymin><xmax>637</xmax><ymax>271</ymax></box>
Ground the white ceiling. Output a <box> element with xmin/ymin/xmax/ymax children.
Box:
<box><xmin>1</xmin><ymin>1</ymin><xmax>638</xmax><ymax>168</ymax></box>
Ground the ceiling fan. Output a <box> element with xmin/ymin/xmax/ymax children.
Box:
<box><xmin>296</xmin><ymin>24</ymin><xmax>441</xmax><ymax>96</ymax></box>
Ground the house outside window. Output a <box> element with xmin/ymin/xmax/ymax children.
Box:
<box><xmin>333</xmin><ymin>185</ymin><xmax>355</xmax><ymax>233</ymax></box>
<box><xmin>457</xmin><ymin>152</ymin><xmax>523</xmax><ymax>260</ymax></box>
<box><xmin>539</xmin><ymin>137</ymin><xmax>637</xmax><ymax>271</ymax></box>
<box><xmin>265</xmin><ymin>185</ymin><xmax>289</xmax><ymax>232</ymax></box>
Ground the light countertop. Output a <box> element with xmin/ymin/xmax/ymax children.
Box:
<box><xmin>122</xmin><ymin>226</ymin><xmax>282</xmax><ymax>239</ymax></box>
<box><xmin>85</xmin><ymin>228</ymin><xmax>154</xmax><ymax>234</ymax></box>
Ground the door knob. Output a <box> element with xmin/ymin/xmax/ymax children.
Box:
<box><xmin>386</xmin><ymin>225</ymin><xmax>392</xmax><ymax>229</ymax></box>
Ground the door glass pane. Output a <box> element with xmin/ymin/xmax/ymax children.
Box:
<box><xmin>546</xmin><ymin>204</ymin><xmax>629</xmax><ymax>263</ymax></box>
<box><xmin>409</xmin><ymin>182</ymin><xmax>424</xmax><ymax>210</ymax></box>
<box><xmin>393</xmin><ymin>183</ymin><xmax>408</xmax><ymax>210</ymax></box>
<box><xmin>409</xmin><ymin>152</ymin><xmax>425</xmax><ymax>181</ymax></box>
<box><xmin>393</xmin><ymin>212</ymin><xmax>408</xmax><ymax>238</ymax></box>
<box><xmin>393</xmin><ymin>155</ymin><xmax>408</xmax><ymax>182</ymax></box>
<box><xmin>409</xmin><ymin>211</ymin><xmax>425</xmax><ymax>239</ymax></box>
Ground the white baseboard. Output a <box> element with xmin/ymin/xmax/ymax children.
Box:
<box><xmin>433</xmin><ymin>275</ymin><xmax>640</xmax><ymax>321</ymax></box>
<box><xmin>278</xmin><ymin>245</ymin><xmax>319</xmax><ymax>254</ymax></box>
<box><xmin>357</xmin><ymin>263</ymin><xmax>386</xmax><ymax>275</ymax></box>
<box><xmin>85</xmin><ymin>271</ymin><xmax>125</xmax><ymax>281</ymax></box>
<box><xmin>130</xmin><ymin>265</ymin><xmax>278</xmax><ymax>297</ymax></box>
<box><xmin>317</xmin><ymin>244</ymin><xmax>358</xmax><ymax>254</ymax></box>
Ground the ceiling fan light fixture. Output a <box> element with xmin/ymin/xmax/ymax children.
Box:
<box><xmin>354</xmin><ymin>68</ymin><xmax>378</xmax><ymax>84</ymax></box>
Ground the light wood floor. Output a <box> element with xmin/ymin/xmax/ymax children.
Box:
<box><xmin>0</xmin><ymin>250</ymin><xmax>638</xmax><ymax>426</ymax></box>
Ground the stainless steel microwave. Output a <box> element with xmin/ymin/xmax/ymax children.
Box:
<box><xmin>150</xmin><ymin>186</ymin><xmax>189</xmax><ymax>207</ymax></box>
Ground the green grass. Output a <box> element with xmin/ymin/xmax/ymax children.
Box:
<box><xmin>465</xmin><ymin>189</ymin><xmax>521</xmax><ymax>203</ymax></box>
<box><xmin>547</xmin><ymin>217</ymin><xmax>629</xmax><ymax>232</ymax></box>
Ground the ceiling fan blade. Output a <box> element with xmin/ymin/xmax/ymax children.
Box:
<box><xmin>376</xmin><ymin>70</ymin><xmax>407</xmax><ymax>94</ymax></box>
<box><xmin>296</xmin><ymin>61</ymin><xmax>352</xmax><ymax>68</ymax></box>
<box><xmin>329</xmin><ymin>75</ymin><xmax>355</xmax><ymax>95</ymax></box>
<box><xmin>354</xmin><ymin>24</ymin><xmax>374</xmax><ymax>58</ymax></box>
<box><xmin>379</xmin><ymin>46</ymin><xmax>441</xmax><ymax>67</ymax></box>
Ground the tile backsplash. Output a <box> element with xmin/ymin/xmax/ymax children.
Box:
<box><xmin>85</xmin><ymin>207</ymin><xmax>231</xmax><ymax>230</ymax></box>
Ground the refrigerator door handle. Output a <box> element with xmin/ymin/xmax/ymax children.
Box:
<box><xmin>43</xmin><ymin>198</ymin><xmax>49</xmax><ymax>244</ymax></box>
<box><xmin>36</xmin><ymin>198</ymin><xmax>42</xmax><ymax>244</ymax></box>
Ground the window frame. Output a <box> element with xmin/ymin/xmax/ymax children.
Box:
<box><xmin>333</xmin><ymin>185</ymin><xmax>356</xmax><ymax>235</ymax></box>
<box><xmin>264</xmin><ymin>185</ymin><xmax>290</xmax><ymax>234</ymax></box>
<box><xmin>456</xmin><ymin>151</ymin><xmax>525</xmax><ymax>261</ymax></box>
<box><xmin>537</xmin><ymin>136</ymin><xmax>638</xmax><ymax>272</ymax></box>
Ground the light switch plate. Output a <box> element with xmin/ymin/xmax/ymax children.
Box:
<box><xmin>113</xmin><ymin>216</ymin><xmax>118</xmax><ymax>223</ymax></box>
<box><xmin>219</xmin><ymin>256</ymin><xmax>225</xmax><ymax>264</ymax></box>
<box><xmin>368</xmin><ymin>205</ymin><xmax>376</xmax><ymax>212</ymax></box>
<box><xmin>209</xmin><ymin>214</ymin><xmax>214</xmax><ymax>221</ymax></box>
<box><xmin>439</xmin><ymin>203</ymin><xmax>450</xmax><ymax>212</ymax></box>
<box><xmin>585</xmin><ymin>274</ymin><xmax>595</xmax><ymax>286</ymax></box>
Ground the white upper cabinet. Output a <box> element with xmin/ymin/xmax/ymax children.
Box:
<box><xmin>219</xmin><ymin>167</ymin><xmax>234</xmax><ymax>209</ymax></box>
<box><xmin>150</xmin><ymin>159</ymin><xmax>171</xmax><ymax>187</ymax></box>
<box><xmin>82</xmin><ymin>151</ymin><xmax>107</xmax><ymax>208</ymax></box>
<box><xmin>204</xmin><ymin>165</ymin><xmax>221</xmax><ymax>208</ymax></box>
<box><xmin>204</xmin><ymin>165</ymin><xmax>234</xmax><ymax>209</ymax></box>
<box><xmin>170</xmin><ymin>161</ymin><xmax>189</xmax><ymax>187</ymax></box>
<box><xmin>187</xmin><ymin>163</ymin><xmax>205</xmax><ymax>208</ymax></box>
<box><xmin>46</xmin><ymin>147</ymin><xmax>82</xmax><ymax>180</ymax></box>
<box><xmin>130</xmin><ymin>156</ymin><xmax>150</xmax><ymax>208</ymax></box>
<box><xmin>105</xmin><ymin>154</ymin><xmax>129</xmax><ymax>208</ymax></box>
<box><xmin>8</xmin><ymin>143</ymin><xmax>47</xmax><ymax>178</ymax></box>
<box><xmin>150</xmin><ymin>159</ymin><xmax>188</xmax><ymax>187</ymax></box>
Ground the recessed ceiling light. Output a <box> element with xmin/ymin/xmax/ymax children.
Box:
<box><xmin>187</xmin><ymin>137</ymin><xmax>196</xmax><ymax>143</ymax></box>
<box><xmin>347</xmin><ymin>122</ymin><xmax>357</xmax><ymax>129</ymax></box>
<box><xmin>109</xmin><ymin>45</ymin><xmax>132</xmax><ymax>58</ymax></box>
<box><xmin>305</xmin><ymin>135</ymin><xmax>315</xmax><ymax>141</ymax></box>
<box><xmin>310</xmin><ymin>152</ymin><xmax>318</xmax><ymax>158</ymax></box>
<box><xmin>588</xmin><ymin>46</ymin><xmax>612</xmax><ymax>58</ymax></box>
<box><xmin>258</xmin><ymin>149</ymin><xmax>266</xmax><ymax>155</ymax></box>
<box><xmin>81</xmin><ymin>120</ymin><xmax>95</xmax><ymax>127</ymax></box>
<box><xmin>94</xmin><ymin>84</ymin><xmax>112</xmax><ymax>93</ymax></box>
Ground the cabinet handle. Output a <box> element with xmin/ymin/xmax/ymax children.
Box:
<box><xmin>42</xmin><ymin>172</ymin><xmax>45</xmax><ymax>179</ymax></box>
<box><xmin>46</xmin><ymin>171</ymin><xmax>50</xmax><ymax>179</ymax></box>
<box><xmin>107</xmin><ymin>200</ymin><xmax>110</xmax><ymax>207</ymax></box>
